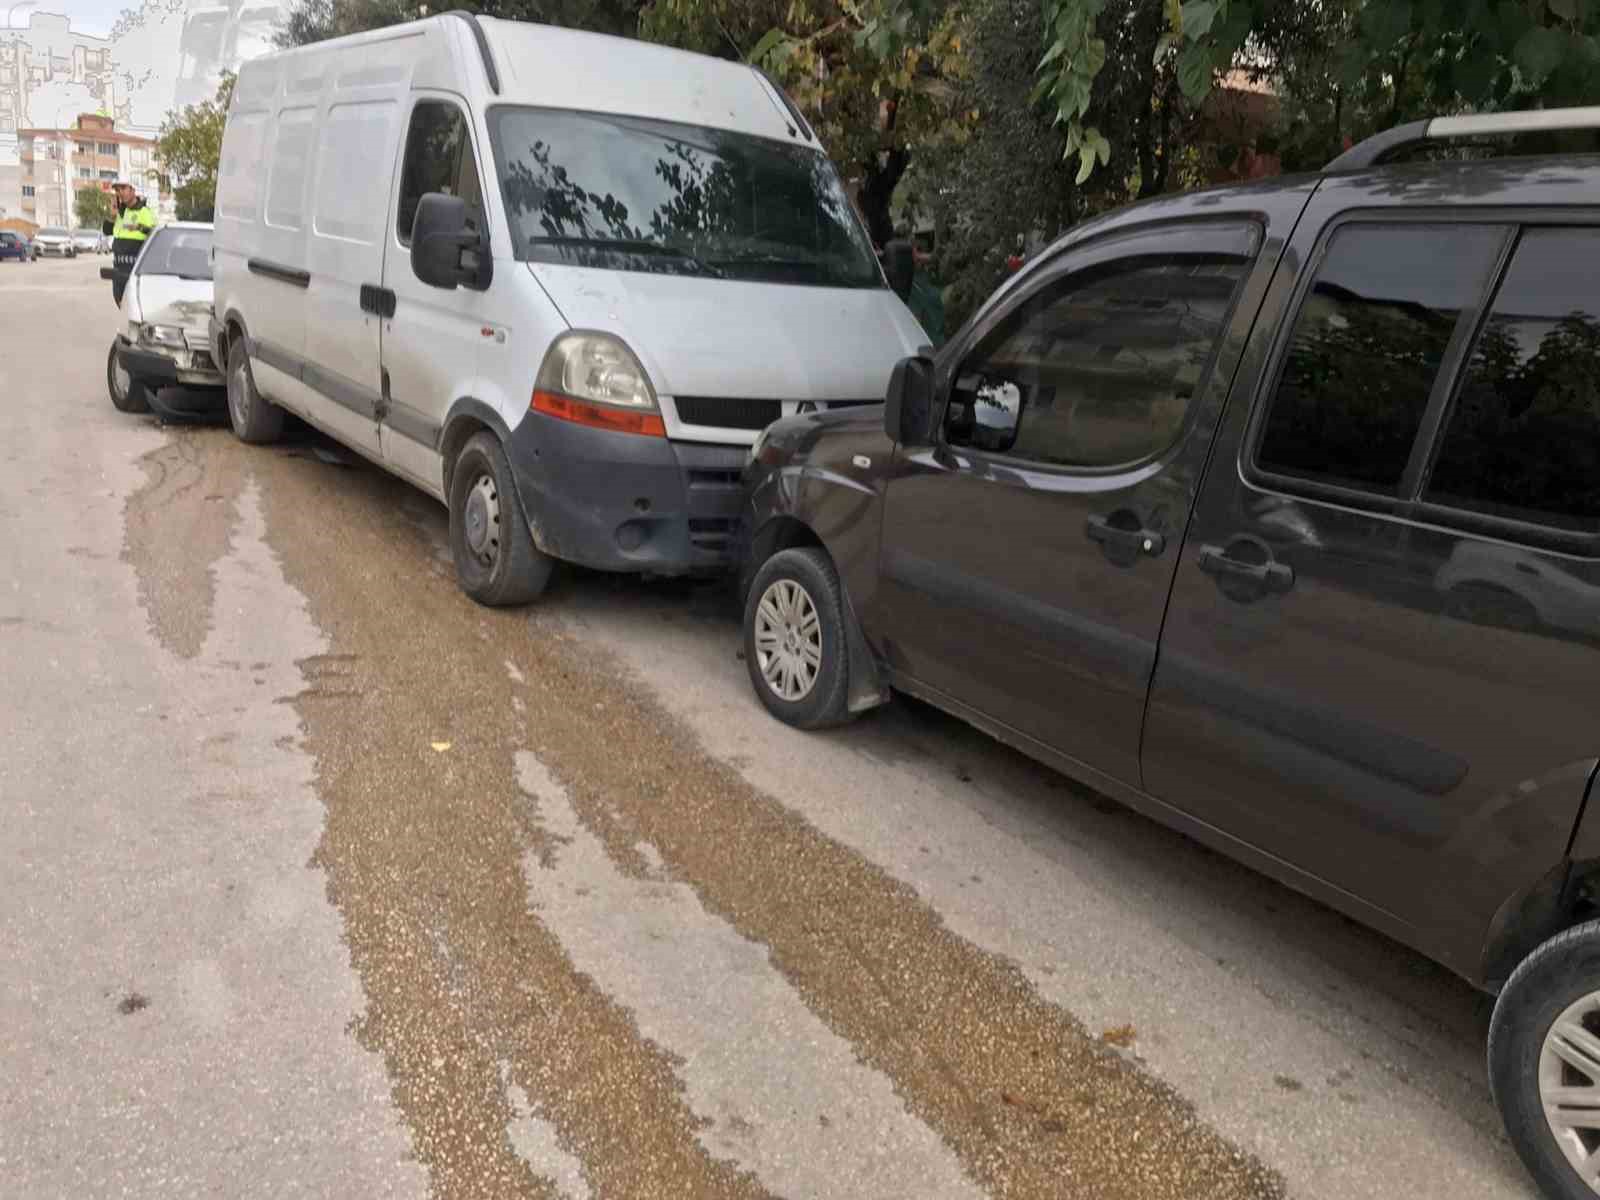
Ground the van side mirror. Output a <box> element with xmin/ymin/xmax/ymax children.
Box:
<box><xmin>883</xmin><ymin>239</ymin><xmax>915</xmax><ymax>302</ymax></box>
<box><xmin>411</xmin><ymin>192</ymin><xmax>491</xmax><ymax>291</ymax></box>
<box><xmin>883</xmin><ymin>355</ymin><xmax>936</xmax><ymax>447</ymax></box>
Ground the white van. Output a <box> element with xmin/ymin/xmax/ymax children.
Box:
<box><xmin>210</xmin><ymin>13</ymin><xmax>928</xmax><ymax>604</ymax></box>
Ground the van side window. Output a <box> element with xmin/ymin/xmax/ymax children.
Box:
<box><xmin>397</xmin><ymin>101</ymin><xmax>483</xmax><ymax>247</ymax></box>
<box><xmin>1425</xmin><ymin>228</ymin><xmax>1600</xmax><ymax>533</ymax></box>
<box><xmin>946</xmin><ymin>255</ymin><xmax>1248</xmax><ymax>468</ymax></box>
<box><xmin>1255</xmin><ymin>224</ymin><xmax>1504</xmax><ymax>495</ymax></box>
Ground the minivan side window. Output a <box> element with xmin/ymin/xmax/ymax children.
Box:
<box><xmin>946</xmin><ymin>254</ymin><xmax>1248</xmax><ymax>468</ymax></box>
<box><xmin>396</xmin><ymin>101</ymin><xmax>484</xmax><ymax>247</ymax></box>
<box><xmin>1425</xmin><ymin>228</ymin><xmax>1600</xmax><ymax>533</ymax></box>
<box><xmin>1254</xmin><ymin>223</ymin><xmax>1505</xmax><ymax>494</ymax></box>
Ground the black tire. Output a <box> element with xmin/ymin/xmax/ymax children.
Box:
<box><xmin>107</xmin><ymin>341</ymin><xmax>149</xmax><ymax>414</ymax></box>
<box><xmin>226</xmin><ymin>338</ymin><xmax>283</xmax><ymax>445</ymax></box>
<box><xmin>447</xmin><ymin>431</ymin><xmax>552</xmax><ymax>606</ymax></box>
<box><xmin>742</xmin><ymin>547</ymin><xmax>852</xmax><ymax>730</ymax></box>
<box><xmin>1490</xmin><ymin>920</ymin><xmax>1600</xmax><ymax>1200</ymax></box>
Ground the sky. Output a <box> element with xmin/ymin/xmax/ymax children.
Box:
<box><xmin>4</xmin><ymin>1</ymin><xmax>135</xmax><ymax>38</ymax></box>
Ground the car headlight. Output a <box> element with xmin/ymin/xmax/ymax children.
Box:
<box><xmin>138</xmin><ymin>324</ymin><xmax>186</xmax><ymax>350</ymax></box>
<box><xmin>536</xmin><ymin>332</ymin><xmax>656</xmax><ymax>411</ymax></box>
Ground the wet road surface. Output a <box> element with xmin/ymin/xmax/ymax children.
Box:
<box><xmin>0</xmin><ymin>257</ymin><xmax>1536</xmax><ymax>1198</ymax></box>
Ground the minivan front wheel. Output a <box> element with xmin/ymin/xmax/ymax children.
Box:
<box><xmin>226</xmin><ymin>339</ymin><xmax>283</xmax><ymax>444</ymax></box>
<box><xmin>447</xmin><ymin>432</ymin><xmax>552</xmax><ymax>607</ymax></box>
<box><xmin>742</xmin><ymin>547</ymin><xmax>850</xmax><ymax>729</ymax></box>
<box><xmin>1491</xmin><ymin>921</ymin><xmax>1600</xmax><ymax>1199</ymax></box>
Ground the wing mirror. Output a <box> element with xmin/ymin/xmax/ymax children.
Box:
<box><xmin>883</xmin><ymin>355</ymin><xmax>936</xmax><ymax>447</ymax></box>
<box><xmin>883</xmin><ymin>238</ymin><xmax>915</xmax><ymax>302</ymax></box>
<box><xmin>411</xmin><ymin>192</ymin><xmax>492</xmax><ymax>291</ymax></box>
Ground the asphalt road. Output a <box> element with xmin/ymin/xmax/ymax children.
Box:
<box><xmin>0</xmin><ymin>255</ymin><xmax>1539</xmax><ymax>1199</ymax></box>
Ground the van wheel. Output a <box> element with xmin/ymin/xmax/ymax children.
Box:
<box><xmin>1491</xmin><ymin>920</ymin><xmax>1600</xmax><ymax>1199</ymax></box>
<box><xmin>107</xmin><ymin>340</ymin><xmax>148</xmax><ymax>414</ymax></box>
<box><xmin>448</xmin><ymin>432</ymin><xmax>552</xmax><ymax>606</ymax></box>
<box><xmin>743</xmin><ymin>547</ymin><xmax>851</xmax><ymax>730</ymax></box>
<box><xmin>226</xmin><ymin>339</ymin><xmax>283</xmax><ymax>445</ymax></box>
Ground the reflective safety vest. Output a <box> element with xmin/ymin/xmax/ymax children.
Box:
<box><xmin>113</xmin><ymin>204</ymin><xmax>157</xmax><ymax>242</ymax></box>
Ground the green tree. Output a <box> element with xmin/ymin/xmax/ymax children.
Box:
<box><xmin>156</xmin><ymin>73</ymin><xmax>235</xmax><ymax>222</ymax></box>
<box><xmin>74</xmin><ymin>185</ymin><xmax>116</xmax><ymax>230</ymax></box>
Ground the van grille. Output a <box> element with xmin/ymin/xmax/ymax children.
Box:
<box><xmin>674</xmin><ymin>396</ymin><xmax>781</xmax><ymax>430</ymax></box>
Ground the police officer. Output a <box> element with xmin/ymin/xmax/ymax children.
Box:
<box><xmin>103</xmin><ymin>181</ymin><xmax>156</xmax><ymax>306</ymax></box>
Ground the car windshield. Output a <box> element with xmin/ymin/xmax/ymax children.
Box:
<box><xmin>488</xmin><ymin>107</ymin><xmax>883</xmax><ymax>290</ymax></box>
<box><xmin>135</xmin><ymin>227</ymin><xmax>213</xmax><ymax>279</ymax></box>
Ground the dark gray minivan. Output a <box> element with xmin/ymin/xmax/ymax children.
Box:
<box><xmin>739</xmin><ymin>109</ymin><xmax>1600</xmax><ymax>1199</ymax></box>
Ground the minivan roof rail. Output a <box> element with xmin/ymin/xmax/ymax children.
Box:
<box><xmin>443</xmin><ymin>9</ymin><xmax>500</xmax><ymax>95</ymax></box>
<box><xmin>1326</xmin><ymin>105</ymin><xmax>1600</xmax><ymax>171</ymax></box>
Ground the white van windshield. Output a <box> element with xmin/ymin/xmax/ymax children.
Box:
<box><xmin>488</xmin><ymin>108</ymin><xmax>884</xmax><ymax>290</ymax></box>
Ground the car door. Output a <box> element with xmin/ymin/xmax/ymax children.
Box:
<box><xmin>379</xmin><ymin>94</ymin><xmax>493</xmax><ymax>495</ymax></box>
<box><xmin>1142</xmin><ymin>184</ymin><xmax>1600</xmax><ymax>976</ymax></box>
<box><xmin>874</xmin><ymin>218</ymin><xmax>1276</xmax><ymax>788</ymax></box>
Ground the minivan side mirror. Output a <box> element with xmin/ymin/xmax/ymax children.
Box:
<box><xmin>883</xmin><ymin>355</ymin><xmax>936</xmax><ymax>447</ymax></box>
<box><xmin>883</xmin><ymin>239</ymin><xmax>915</xmax><ymax>302</ymax></box>
<box><xmin>411</xmin><ymin>192</ymin><xmax>492</xmax><ymax>291</ymax></box>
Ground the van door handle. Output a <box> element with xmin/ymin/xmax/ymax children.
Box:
<box><xmin>1199</xmin><ymin>544</ymin><xmax>1294</xmax><ymax>593</ymax></box>
<box><xmin>359</xmin><ymin>284</ymin><xmax>397</xmax><ymax>318</ymax></box>
<box><xmin>1086</xmin><ymin>513</ymin><xmax>1165</xmax><ymax>558</ymax></box>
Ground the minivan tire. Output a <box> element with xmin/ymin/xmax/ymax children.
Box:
<box><xmin>1490</xmin><ymin>920</ymin><xmax>1600</xmax><ymax>1200</ymax></box>
<box><xmin>107</xmin><ymin>341</ymin><xmax>149</xmax><ymax>414</ymax></box>
<box><xmin>226</xmin><ymin>339</ymin><xmax>284</xmax><ymax>445</ymax></box>
<box><xmin>447</xmin><ymin>431</ymin><xmax>553</xmax><ymax>607</ymax></box>
<box><xmin>742</xmin><ymin>547</ymin><xmax>851</xmax><ymax>730</ymax></box>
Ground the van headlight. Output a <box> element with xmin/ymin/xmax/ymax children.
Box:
<box><xmin>536</xmin><ymin>332</ymin><xmax>657</xmax><ymax>410</ymax></box>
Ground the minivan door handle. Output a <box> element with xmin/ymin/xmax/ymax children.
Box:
<box><xmin>1086</xmin><ymin>513</ymin><xmax>1165</xmax><ymax>563</ymax></box>
<box><xmin>359</xmin><ymin>284</ymin><xmax>397</xmax><ymax>318</ymax></box>
<box><xmin>1198</xmin><ymin>542</ymin><xmax>1295</xmax><ymax>594</ymax></box>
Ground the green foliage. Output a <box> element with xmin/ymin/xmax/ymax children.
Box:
<box><xmin>155</xmin><ymin>73</ymin><xmax>235</xmax><ymax>223</ymax></box>
<box><xmin>74</xmin><ymin>185</ymin><xmax>115</xmax><ymax>229</ymax></box>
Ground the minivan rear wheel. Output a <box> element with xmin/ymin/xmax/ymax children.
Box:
<box><xmin>226</xmin><ymin>339</ymin><xmax>284</xmax><ymax>445</ymax></box>
<box><xmin>742</xmin><ymin>547</ymin><xmax>850</xmax><ymax>729</ymax></box>
<box><xmin>1490</xmin><ymin>920</ymin><xmax>1600</xmax><ymax>1199</ymax></box>
<box><xmin>447</xmin><ymin>431</ymin><xmax>552</xmax><ymax>607</ymax></box>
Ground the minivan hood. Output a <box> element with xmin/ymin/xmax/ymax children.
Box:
<box><xmin>528</xmin><ymin>264</ymin><xmax>927</xmax><ymax>402</ymax></box>
<box><xmin>133</xmin><ymin>273</ymin><xmax>213</xmax><ymax>328</ymax></box>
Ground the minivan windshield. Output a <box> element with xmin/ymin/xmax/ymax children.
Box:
<box><xmin>488</xmin><ymin>108</ymin><xmax>884</xmax><ymax>290</ymax></box>
<box><xmin>136</xmin><ymin>227</ymin><xmax>213</xmax><ymax>279</ymax></box>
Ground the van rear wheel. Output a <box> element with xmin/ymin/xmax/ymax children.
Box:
<box><xmin>226</xmin><ymin>339</ymin><xmax>284</xmax><ymax>445</ymax></box>
<box><xmin>448</xmin><ymin>432</ymin><xmax>552</xmax><ymax>607</ymax></box>
<box><xmin>1490</xmin><ymin>920</ymin><xmax>1600</xmax><ymax>1199</ymax></box>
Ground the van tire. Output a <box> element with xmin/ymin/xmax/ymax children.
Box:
<box><xmin>107</xmin><ymin>341</ymin><xmax>149</xmax><ymax>414</ymax></box>
<box><xmin>742</xmin><ymin>547</ymin><xmax>851</xmax><ymax>730</ymax></box>
<box><xmin>226</xmin><ymin>339</ymin><xmax>284</xmax><ymax>445</ymax></box>
<box><xmin>1489</xmin><ymin>920</ymin><xmax>1600</xmax><ymax>1200</ymax></box>
<box><xmin>448</xmin><ymin>432</ymin><xmax>552</xmax><ymax>607</ymax></box>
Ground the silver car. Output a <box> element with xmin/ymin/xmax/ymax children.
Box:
<box><xmin>72</xmin><ymin>228</ymin><xmax>106</xmax><ymax>254</ymax></box>
<box><xmin>107</xmin><ymin>223</ymin><xmax>225</xmax><ymax>417</ymax></box>
<box><xmin>32</xmin><ymin>226</ymin><xmax>76</xmax><ymax>258</ymax></box>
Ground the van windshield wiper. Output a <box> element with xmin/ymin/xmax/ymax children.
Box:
<box><xmin>529</xmin><ymin>236</ymin><xmax>722</xmax><ymax>277</ymax></box>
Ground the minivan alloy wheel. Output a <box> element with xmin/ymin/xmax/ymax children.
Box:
<box><xmin>463</xmin><ymin>473</ymin><xmax>501</xmax><ymax>568</ymax></box>
<box><xmin>1540</xmin><ymin>992</ymin><xmax>1600</xmax><ymax>1186</ymax></box>
<box><xmin>754</xmin><ymin>578</ymin><xmax>822</xmax><ymax>701</ymax></box>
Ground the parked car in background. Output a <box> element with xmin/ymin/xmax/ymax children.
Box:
<box><xmin>211</xmin><ymin>13</ymin><xmax>927</xmax><ymax>607</ymax></box>
<box><xmin>107</xmin><ymin>223</ymin><xmax>225</xmax><ymax>418</ymax></box>
<box><xmin>739</xmin><ymin>109</ymin><xmax>1600</xmax><ymax>1200</ymax></box>
<box><xmin>72</xmin><ymin>228</ymin><xmax>106</xmax><ymax>255</ymax></box>
<box><xmin>32</xmin><ymin>227</ymin><xmax>76</xmax><ymax>258</ymax></box>
<box><xmin>0</xmin><ymin>231</ymin><xmax>32</xmax><ymax>262</ymax></box>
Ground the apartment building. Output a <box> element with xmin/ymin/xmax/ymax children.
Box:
<box><xmin>18</xmin><ymin>113</ymin><xmax>159</xmax><ymax>229</ymax></box>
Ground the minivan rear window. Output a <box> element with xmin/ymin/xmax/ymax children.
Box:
<box><xmin>1426</xmin><ymin>228</ymin><xmax>1600</xmax><ymax>533</ymax></box>
<box><xmin>488</xmin><ymin>108</ymin><xmax>882</xmax><ymax>290</ymax></box>
<box><xmin>1255</xmin><ymin>223</ymin><xmax>1505</xmax><ymax>495</ymax></box>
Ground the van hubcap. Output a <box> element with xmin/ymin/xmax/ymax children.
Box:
<box><xmin>1540</xmin><ymin>992</ymin><xmax>1600</xmax><ymax>1189</ymax></box>
<box><xmin>464</xmin><ymin>473</ymin><xmax>500</xmax><ymax>567</ymax></box>
<box><xmin>229</xmin><ymin>358</ymin><xmax>248</xmax><ymax>427</ymax></box>
<box><xmin>754</xmin><ymin>578</ymin><xmax>821</xmax><ymax>702</ymax></box>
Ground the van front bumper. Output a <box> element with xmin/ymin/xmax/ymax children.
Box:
<box><xmin>504</xmin><ymin>410</ymin><xmax>746</xmax><ymax>575</ymax></box>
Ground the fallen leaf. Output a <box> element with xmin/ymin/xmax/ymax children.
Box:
<box><xmin>1101</xmin><ymin>1024</ymin><xmax>1136</xmax><ymax>1048</ymax></box>
<box><xmin>431</xmin><ymin>741</ymin><xmax>452</xmax><ymax>752</ymax></box>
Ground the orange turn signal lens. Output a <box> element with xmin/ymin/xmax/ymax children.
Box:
<box><xmin>531</xmin><ymin>390</ymin><xmax>666</xmax><ymax>438</ymax></box>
